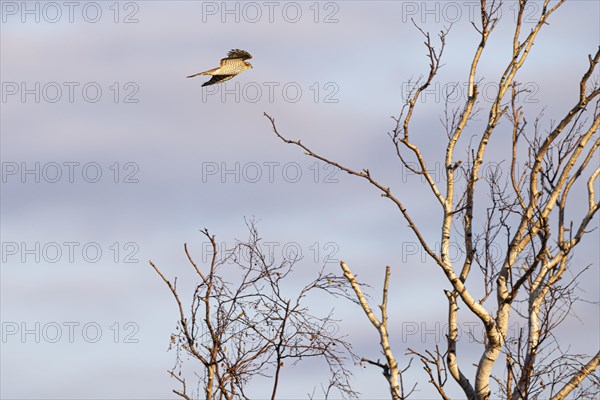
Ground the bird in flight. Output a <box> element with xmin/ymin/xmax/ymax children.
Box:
<box><xmin>187</xmin><ymin>49</ymin><xmax>253</xmax><ymax>87</ymax></box>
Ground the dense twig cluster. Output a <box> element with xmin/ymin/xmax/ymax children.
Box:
<box><xmin>150</xmin><ymin>222</ymin><xmax>358</xmax><ymax>399</ymax></box>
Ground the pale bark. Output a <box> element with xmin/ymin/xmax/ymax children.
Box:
<box><xmin>340</xmin><ymin>262</ymin><xmax>403</xmax><ymax>400</ymax></box>
<box><xmin>551</xmin><ymin>351</ymin><xmax>600</xmax><ymax>400</ymax></box>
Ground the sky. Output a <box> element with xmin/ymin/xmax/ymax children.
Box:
<box><xmin>1</xmin><ymin>1</ymin><xmax>599</xmax><ymax>399</ymax></box>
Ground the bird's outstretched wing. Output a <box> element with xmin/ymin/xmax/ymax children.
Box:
<box><xmin>202</xmin><ymin>75</ymin><xmax>235</xmax><ymax>87</ymax></box>
<box><xmin>228</xmin><ymin>49</ymin><xmax>252</xmax><ymax>60</ymax></box>
<box><xmin>220</xmin><ymin>49</ymin><xmax>252</xmax><ymax>65</ymax></box>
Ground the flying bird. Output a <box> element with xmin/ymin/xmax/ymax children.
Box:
<box><xmin>187</xmin><ymin>49</ymin><xmax>253</xmax><ymax>87</ymax></box>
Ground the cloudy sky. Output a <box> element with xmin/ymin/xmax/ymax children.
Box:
<box><xmin>2</xmin><ymin>1</ymin><xmax>599</xmax><ymax>399</ymax></box>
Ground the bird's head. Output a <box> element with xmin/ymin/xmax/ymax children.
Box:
<box><xmin>246</xmin><ymin>62</ymin><xmax>253</xmax><ymax>69</ymax></box>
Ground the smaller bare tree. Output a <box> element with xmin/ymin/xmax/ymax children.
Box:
<box><xmin>149</xmin><ymin>222</ymin><xmax>358</xmax><ymax>400</ymax></box>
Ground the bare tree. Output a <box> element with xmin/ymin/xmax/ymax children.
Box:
<box><xmin>264</xmin><ymin>1</ymin><xmax>600</xmax><ymax>399</ymax></box>
<box><xmin>149</xmin><ymin>222</ymin><xmax>358</xmax><ymax>399</ymax></box>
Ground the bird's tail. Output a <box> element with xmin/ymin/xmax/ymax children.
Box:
<box><xmin>186</xmin><ymin>71</ymin><xmax>205</xmax><ymax>78</ymax></box>
<box><xmin>186</xmin><ymin>67</ymin><xmax>217</xmax><ymax>78</ymax></box>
